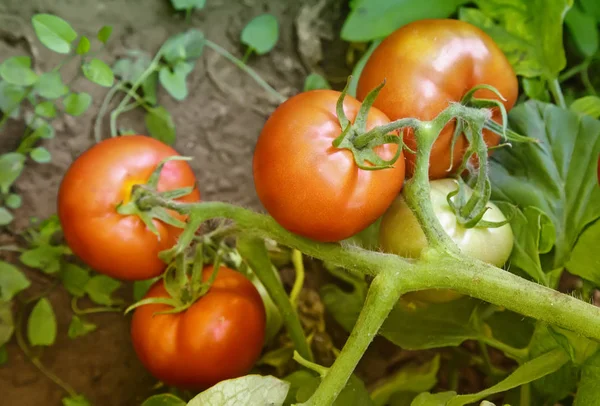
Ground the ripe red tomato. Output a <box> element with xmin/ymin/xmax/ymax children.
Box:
<box><xmin>253</xmin><ymin>89</ymin><xmax>406</xmax><ymax>242</ymax></box>
<box><xmin>130</xmin><ymin>266</ymin><xmax>266</xmax><ymax>389</ymax></box>
<box><xmin>58</xmin><ymin>135</ymin><xmax>200</xmax><ymax>281</ymax></box>
<box><xmin>357</xmin><ymin>19</ymin><xmax>518</xmax><ymax>179</ymax></box>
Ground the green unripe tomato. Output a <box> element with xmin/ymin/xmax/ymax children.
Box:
<box><xmin>379</xmin><ymin>178</ymin><xmax>514</xmax><ymax>303</ymax></box>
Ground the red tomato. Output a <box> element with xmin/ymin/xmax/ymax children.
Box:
<box><xmin>253</xmin><ymin>90</ymin><xmax>406</xmax><ymax>242</ymax></box>
<box><xmin>58</xmin><ymin>135</ymin><xmax>200</xmax><ymax>281</ymax></box>
<box><xmin>357</xmin><ymin>19</ymin><xmax>518</xmax><ymax>179</ymax></box>
<box><xmin>130</xmin><ymin>266</ymin><xmax>266</xmax><ymax>389</ymax></box>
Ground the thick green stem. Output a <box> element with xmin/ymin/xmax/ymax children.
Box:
<box><xmin>548</xmin><ymin>78</ymin><xmax>566</xmax><ymax>109</ymax></box>
<box><xmin>298</xmin><ymin>269</ymin><xmax>406</xmax><ymax>406</ymax></box>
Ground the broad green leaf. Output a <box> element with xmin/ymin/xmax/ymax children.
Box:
<box><xmin>27</xmin><ymin>298</ymin><xmax>57</xmax><ymax>346</ymax></box>
<box><xmin>0</xmin><ymin>261</ymin><xmax>30</xmax><ymax>301</ymax></box>
<box><xmin>567</xmin><ymin>219</ymin><xmax>600</xmax><ymax>285</ymax></box>
<box><xmin>97</xmin><ymin>26</ymin><xmax>113</xmax><ymax>44</ymax></box>
<box><xmin>241</xmin><ymin>14</ymin><xmax>279</xmax><ymax>55</ymax></box>
<box><xmin>303</xmin><ymin>73</ymin><xmax>331</xmax><ymax>92</ymax></box>
<box><xmin>35</xmin><ymin>101</ymin><xmax>57</xmax><ymax>118</ymax></box>
<box><xmin>0</xmin><ymin>56</ymin><xmax>38</xmax><ymax>86</ymax></box>
<box><xmin>84</xmin><ymin>275</ymin><xmax>121</xmax><ymax>306</ymax></box>
<box><xmin>522</xmin><ymin>77</ymin><xmax>550</xmax><ymax>102</ymax></box>
<box><xmin>133</xmin><ymin>277</ymin><xmax>159</xmax><ymax>302</ymax></box>
<box><xmin>30</xmin><ymin>147</ymin><xmax>52</xmax><ymax>163</ymax></box>
<box><xmin>446</xmin><ymin>348</ymin><xmax>569</xmax><ymax>405</ymax></box>
<box><xmin>411</xmin><ymin>391</ymin><xmax>456</xmax><ymax>406</ymax></box>
<box><xmin>490</xmin><ymin>101</ymin><xmax>600</xmax><ymax>268</ymax></box>
<box><xmin>159</xmin><ymin>62</ymin><xmax>193</xmax><ymax>101</ymax></box>
<box><xmin>145</xmin><ymin>106</ymin><xmax>176</xmax><ymax>145</ymax></box>
<box><xmin>68</xmin><ymin>315</ymin><xmax>96</xmax><ymax>339</ymax></box>
<box><xmin>459</xmin><ymin>0</ymin><xmax>573</xmax><ymax>78</ymax></box>
<box><xmin>82</xmin><ymin>59</ymin><xmax>114</xmax><ymax>87</ymax></box>
<box><xmin>320</xmin><ymin>265</ymin><xmax>367</xmax><ymax>332</ymax></box>
<box><xmin>547</xmin><ymin>325</ymin><xmax>599</xmax><ymax>366</ymax></box>
<box><xmin>187</xmin><ymin>375</ymin><xmax>289</xmax><ymax>406</ymax></box>
<box><xmin>574</xmin><ymin>350</ymin><xmax>600</xmax><ymax>405</ymax></box>
<box><xmin>5</xmin><ymin>194</ymin><xmax>22</xmax><ymax>209</ymax></box>
<box><xmin>63</xmin><ymin>92</ymin><xmax>92</xmax><ymax>116</ymax></box>
<box><xmin>142</xmin><ymin>394</ymin><xmax>186</xmax><ymax>406</ymax></box>
<box><xmin>570</xmin><ymin>95</ymin><xmax>600</xmax><ymax>119</ymax></box>
<box><xmin>112</xmin><ymin>51</ymin><xmax>153</xmax><ymax>84</ymax></box>
<box><xmin>371</xmin><ymin>355</ymin><xmax>440</xmax><ymax>406</ymax></box>
<box><xmin>283</xmin><ymin>370</ymin><xmax>317</xmax><ymax>405</ymax></box>
<box><xmin>565</xmin><ymin>4</ymin><xmax>599</xmax><ymax>57</ymax></box>
<box><xmin>0</xmin><ymin>81</ymin><xmax>27</xmax><ymax>118</ymax></box>
<box><xmin>60</xmin><ymin>264</ymin><xmax>90</xmax><ymax>298</ymax></box>
<box><xmin>0</xmin><ymin>208</ymin><xmax>13</xmax><ymax>225</ymax></box>
<box><xmin>342</xmin><ymin>0</ymin><xmax>469</xmax><ymax>42</ymax></box>
<box><xmin>171</xmin><ymin>0</ymin><xmax>206</xmax><ymax>11</ymax></box>
<box><xmin>142</xmin><ymin>72</ymin><xmax>159</xmax><ymax>105</ymax></box>
<box><xmin>0</xmin><ymin>301</ymin><xmax>14</xmax><ymax>347</ymax></box>
<box><xmin>76</xmin><ymin>36</ymin><xmax>91</xmax><ymax>55</ymax></box>
<box><xmin>283</xmin><ymin>370</ymin><xmax>373</xmax><ymax>406</ymax></box>
<box><xmin>581</xmin><ymin>0</ymin><xmax>600</xmax><ymax>22</ymax></box>
<box><xmin>62</xmin><ymin>395</ymin><xmax>91</xmax><ymax>406</ymax></box>
<box><xmin>484</xmin><ymin>308</ymin><xmax>535</xmax><ymax>350</ymax></box>
<box><xmin>35</xmin><ymin>72</ymin><xmax>68</xmax><ymax>99</ymax></box>
<box><xmin>0</xmin><ymin>153</ymin><xmax>26</xmax><ymax>194</ymax></box>
<box><xmin>20</xmin><ymin>245</ymin><xmax>65</xmax><ymax>273</ymax></box>
<box><xmin>161</xmin><ymin>29</ymin><xmax>205</xmax><ymax>64</ymax></box>
<box><xmin>32</xmin><ymin>14</ymin><xmax>77</xmax><ymax>54</ymax></box>
<box><xmin>0</xmin><ymin>345</ymin><xmax>7</xmax><ymax>365</ymax></box>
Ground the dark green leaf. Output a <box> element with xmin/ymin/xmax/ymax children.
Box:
<box><xmin>142</xmin><ymin>72</ymin><xmax>159</xmax><ymax>105</ymax></box>
<box><xmin>411</xmin><ymin>392</ymin><xmax>456</xmax><ymax>406</ymax></box>
<box><xmin>187</xmin><ymin>375</ymin><xmax>289</xmax><ymax>406</ymax></box>
<box><xmin>0</xmin><ymin>208</ymin><xmax>13</xmax><ymax>225</ymax></box>
<box><xmin>0</xmin><ymin>152</ymin><xmax>26</xmax><ymax>194</ymax></box>
<box><xmin>459</xmin><ymin>0</ymin><xmax>572</xmax><ymax>78</ymax></box>
<box><xmin>303</xmin><ymin>73</ymin><xmax>331</xmax><ymax>92</ymax></box>
<box><xmin>241</xmin><ymin>14</ymin><xmax>279</xmax><ymax>55</ymax></box>
<box><xmin>76</xmin><ymin>36</ymin><xmax>91</xmax><ymax>55</ymax></box>
<box><xmin>342</xmin><ymin>0</ymin><xmax>469</xmax><ymax>42</ymax></box>
<box><xmin>568</xmin><ymin>219</ymin><xmax>600</xmax><ymax>285</ymax></box>
<box><xmin>581</xmin><ymin>0</ymin><xmax>600</xmax><ymax>22</ymax></box>
<box><xmin>68</xmin><ymin>315</ymin><xmax>96</xmax><ymax>339</ymax></box>
<box><xmin>490</xmin><ymin>101</ymin><xmax>600</xmax><ymax>268</ymax></box>
<box><xmin>159</xmin><ymin>62</ymin><xmax>193</xmax><ymax>101</ymax></box>
<box><xmin>522</xmin><ymin>77</ymin><xmax>550</xmax><ymax>102</ymax></box>
<box><xmin>574</xmin><ymin>350</ymin><xmax>600</xmax><ymax>405</ymax></box>
<box><xmin>97</xmin><ymin>26</ymin><xmax>113</xmax><ymax>44</ymax></box>
<box><xmin>145</xmin><ymin>106</ymin><xmax>176</xmax><ymax>145</ymax></box>
<box><xmin>283</xmin><ymin>370</ymin><xmax>373</xmax><ymax>406</ymax></box>
<box><xmin>30</xmin><ymin>147</ymin><xmax>52</xmax><ymax>163</ymax></box>
<box><xmin>35</xmin><ymin>71</ymin><xmax>68</xmax><ymax>99</ymax></box>
<box><xmin>565</xmin><ymin>4</ymin><xmax>599</xmax><ymax>57</ymax></box>
<box><xmin>20</xmin><ymin>245</ymin><xmax>65</xmax><ymax>273</ymax></box>
<box><xmin>0</xmin><ymin>261</ymin><xmax>30</xmax><ymax>301</ymax></box>
<box><xmin>60</xmin><ymin>264</ymin><xmax>90</xmax><ymax>298</ymax></box>
<box><xmin>27</xmin><ymin>298</ymin><xmax>57</xmax><ymax>346</ymax></box>
<box><xmin>161</xmin><ymin>29</ymin><xmax>205</xmax><ymax>64</ymax></box>
<box><xmin>35</xmin><ymin>101</ymin><xmax>56</xmax><ymax>118</ymax></box>
<box><xmin>82</xmin><ymin>59</ymin><xmax>114</xmax><ymax>87</ymax></box>
<box><xmin>0</xmin><ymin>81</ymin><xmax>27</xmax><ymax>117</ymax></box>
<box><xmin>171</xmin><ymin>0</ymin><xmax>206</xmax><ymax>11</ymax></box>
<box><xmin>32</xmin><ymin>14</ymin><xmax>77</xmax><ymax>54</ymax></box>
<box><xmin>62</xmin><ymin>395</ymin><xmax>91</xmax><ymax>406</ymax></box>
<box><xmin>63</xmin><ymin>92</ymin><xmax>92</xmax><ymax>116</ymax></box>
<box><xmin>84</xmin><ymin>275</ymin><xmax>121</xmax><ymax>306</ymax></box>
<box><xmin>0</xmin><ymin>345</ymin><xmax>7</xmax><ymax>365</ymax></box>
<box><xmin>133</xmin><ymin>278</ymin><xmax>158</xmax><ymax>302</ymax></box>
<box><xmin>484</xmin><ymin>309</ymin><xmax>535</xmax><ymax>350</ymax></box>
<box><xmin>320</xmin><ymin>265</ymin><xmax>367</xmax><ymax>332</ymax></box>
<box><xmin>5</xmin><ymin>194</ymin><xmax>22</xmax><ymax>209</ymax></box>
<box><xmin>570</xmin><ymin>95</ymin><xmax>600</xmax><ymax>119</ymax></box>
<box><xmin>0</xmin><ymin>301</ymin><xmax>14</xmax><ymax>347</ymax></box>
<box><xmin>141</xmin><ymin>393</ymin><xmax>186</xmax><ymax>406</ymax></box>
<box><xmin>0</xmin><ymin>56</ymin><xmax>38</xmax><ymax>86</ymax></box>
<box><xmin>283</xmin><ymin>370</ymin><xmax>317</xmax><ymax>405</ymax></box>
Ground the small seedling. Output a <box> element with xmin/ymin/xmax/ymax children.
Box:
<box><xmin>240</xmin><ymin>14</ymin><xmax>279</xmax><ymax>62</ymax></box>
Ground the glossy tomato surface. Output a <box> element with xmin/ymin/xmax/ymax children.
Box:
<box><xmin>357</xmin><ymin>19</ymin><xmax>518</xmax><ymax>179</ymax></box>
<box><xmin>130</xmin><ymin>266</ymin><xmax>266</xmax><ymax>389</ymax></box>
<box><xmin>253</xmin><ymin>89</ymin><xmax>406</xmax><ymax>242</ymax></box>
<box><xmin>58</xmin><ymin>135</ymin><xmax>200</xmax><ymax>280</ymax></box>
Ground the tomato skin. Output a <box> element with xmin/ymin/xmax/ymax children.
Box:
<box><xmin>253</xmin><ymin>89</ymin><xmax>406</xmax><ymax>242</ymax></box>
<box><xmin>130</xmin><ymin>266</ymin><xmax>266</xmax><ymax>389</ymax></box>
<box><xmin>58</xmin><ymin>135</ymin><xmax>200</xmax><ymax>281</ymax></box>
<box><xmin>357</xmin><ymin>19</ymin><xmax>518</xmax><ymax>179</ymax></box>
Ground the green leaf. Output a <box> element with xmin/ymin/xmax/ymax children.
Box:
<box><xmin>82</xmin><ymin>58</ymin><xmax>114</xmax><ymax>87</ymax></box>
<box><xmin>133</xmin><ymin>277</ymin><xmax>159</xmax><ymax>302</ymax></box>
<box><xmin>320</xmin><ymin>265</ymin><xmax>367</xmax><ymax>332</ymax></box>
<box><xmin>112</xmin><ymin>51</ymin><xmax>153</xmax><ymax>84</ymax></box>
<box><xmin>241</xmin><ymin>14</ymin><xmax>279</xmax><ymax>55</ymax></box>
<box><xmin>161</xmin><ymin>29</ymin><xmax>205</xmax><ymax>64</ymax></box>
<box><xmin>0</xmin><ymin>56</ymin><xmax>38</xmax><ymax>86</ymax></box>
<box><xmin>97</xmin><ymin>26</ymin><xmax>113</xmax><ymax>44</ymax></box>
<box><xmin>459</xmin><ymin>0</ymin><xmax>573</xmax><ymax>78</ymax></box>
<box><xmin>303</xmin><ymin>73</ymin><xmax>331</xmax><ymax>92</ymax></box>
<box><xmin>570</xmin><ymin>95</ymin><xmax>600</xmax><ymax>119</ymax></box>
<box><xmin>0</xmin><ymin>301</ymin><xmax>14</xmax><ymax>347</ymax></box>
<box><xmin>68</xmin><ymin>315</ymin><xmax>96</xmax><ymax>339</ymax></box>
<box><xmin>565</xmin><ymin>4</ymin><xmax>599</xmax><ymax>57</ymax></box>
<box><xmin>342</xmin><ymin>0</ymin><xmax>469</xmax><ymax>42</ymax></box>
<box><xmin>142</xmin><ymin>393</ymin><xmax>186</xmax><ymax>406</ymax></box>
<box><xmin>20</xmin><ymin>245</ymin><xmax>65</xmax><ymax>273</ymax></box>
<box><xmin>283</xmin><ymin>370</ymin><xmax>317</xmax><ymax>405</ymax></box>
<box><xmin>32</xmin><ymin>14</ymin><xmax>77</xmax><ymax>54</ymax></box>
<box><xmin>547</xmin><ymin>325</ymin><xmax>599</xmax><ymax>365</ymax></box>
<box><xmin>30</xmin><ymin>147</ymin><xmax>52</xmax><ymax>163</ymax></box>
<box><xmin>0</xmin><ymin>81</ymin><xmax>27</xmax><ymax>118</ymax></box>
<box><xmin>411</xmin><ymin>391</ymin><xmax>456</xmax><ymax>406</ymax></box>
<box><xmin>142</xmin><ymin>72</ymin><xmax>159</xmax><ymax>105</ymax></box>
<box><xmin>485</xmin><ymin>309</ymin><xmax>535</xmax><ymax>350</ymax></box>
<box><xmin>84</xmin><ymin>275</ymin><xmax>121</xmax><ymax>306</ymax></box>
<box><xmin>0</xmin><ymin>261</ymin><xmax>30</xmax><ymax>301</ymax></box>
<box><xmin>5</xmin><ymin>194</ymin><xmax>22</xmax><ymax>209</ymax></box>
<box><xmin>171</xmin><ymin>0</ymin><xmax>206</xmax><ymax>11</ymax></box>
<box><xmin>0</xmin><ymin>345</ymin><xmax>7</xmax><ymax>365</ymax></box>
<box><xmin>522</xmin><ymin>77</ymin><xmax>550</xmax><ymax>102</ymax></box>
<box><xmin>60</xmin><ymin>264</ymin><xmax>90</xmax><ymax>298</ymax></box>
<box><xmin>187</xmin><ymin>375</ymin><xmax>289</xmax><ymax>406</ymax></box>
<box><xmin>27</xmin><ymin>298</ymin><xmax>57</xmax><ymax>346</ymax></box>
<box><xmin>567</xmin><ymin>220</ymin><xmax>600</xmax><ymax>285</ymax></box>
<box><xmin>490</xmin><ymin>101</ymin><xmax>600</xmax><ymax>269</ymax></box>
<box><xmin>63</xmin><ymin>92</ymin><xmax>92</xmax><ymax>116</ymax></box>
<box><xmin>62</xmin><ymin>395</ymin><xmax>91</xmax><ymax>406</ymax></box>
<box><xmin>29</xmin><ymin>122</ymin><xmax>55</xmax><ymax>140</ymax></box>
<box><xmin>0</xmin><ymin>208</ymin><xmax>13</xmax><ymax>225</ymax></box>
<box><xmin>76</xmin><ymin>36</ymin><xmax>91</xmax><ymax>55</ymax></box>
<box><xmin>159</xmin><ymin>62</ymin><xmax>193</xmax><ymax>101</ymax></box>
<box><xmin>35</xmin><ymin>71</ymin><xmax>68</xmax><ymax>99</ymax></box>
<box><xmin>145</xmin><ymin>106</ymin><xmax>176</xmax><ymax>145</ymax></box>
<box><xmin>35</xmin><ymin>101</ymin><xmax>56</xmax><ymax>118</ymax></box>
<box><xmin>574</xmin><ymin>350</ymin><xmax>600</xmax><ymax>405</ymax></box>
<box><xmin>283</xmin><ymin>370</ymin><xmax>373</xmax><ymax>406</ymax></box>
<box><xmin>371</xmin><ymin>355</ymin><xmax>440</xmax><ymax>406</ymax></box>
<box><xmin>0</xmin><ymin>153</ymin><xmax>26</xmax><ymax>194</ymax></box>
<box><xmin>581</xmin><ymin>0</ymin><xmax>600</xmax><ymax>22</ymax></box>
